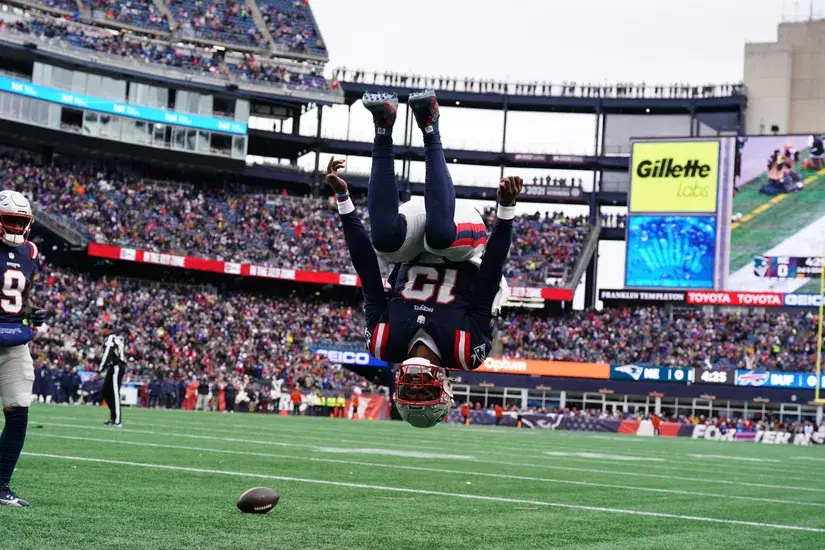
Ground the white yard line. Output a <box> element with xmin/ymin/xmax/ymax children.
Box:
<box><xmin>22</xmin><ymin>452</ymin><xmax>825</xmax><ymax>533</ymax></box>
<box><xmin>31</xmin><ymin>408</ymin><xmax>811</xmax><ymax>465</ymax></box>
<box><xmin>35</xmin><ymin>418</ymin><xmax>818</xmax><ymax>478</ymax></box>
<box><xmin>29</xmin><ymin>423</ymin><xmax>825</xmax><ymax>494</ymax></box>
<box><xmin>30</xmin><ymin>432</ymin><xmax>825</xmax><ymax>509</ymax></box>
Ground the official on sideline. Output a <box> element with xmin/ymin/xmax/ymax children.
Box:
<box><xmin>100</xmin><ymin>333</ymin><xmax>126</xmax><ymax>426</ymax></box>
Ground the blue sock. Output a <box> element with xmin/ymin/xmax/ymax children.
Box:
<box><xmin>0</xmin><ymin>407</ymin><xmax>28</xmax><ymax>488</ymax></box>
<box><xmin>423</xmin><ymin>132</ymin><xmax>457</xmax><ymax>250</ymax></box>
<box><xmin>368</xmin><ymin>135</ymin><xmax>407</xmax><ymax>254</ymax></box>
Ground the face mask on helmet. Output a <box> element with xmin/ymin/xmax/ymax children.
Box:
<box><xmin>0</xmin><ymin>213</ymin><xmax>32</xmax><ymax>247</ymax></box>
<box><xmin>394</xmin><ymin>358</ymin><xmax>454</xmax><ymax>428</ymax></box>
<box><xmin>0</xmin><ymin>191</ymin><xmax>33</xmax><ymax>248</ymax></box>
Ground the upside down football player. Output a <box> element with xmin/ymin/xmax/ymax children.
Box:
<box><xmin>327</xmin><ymin>89</ymin><xmax>522</xmax><ymax>428</ymax></box>
<box><xmin>0</xmin><ymin>191</ymin><xmax>47</xmax><ymax>507</ymax></box>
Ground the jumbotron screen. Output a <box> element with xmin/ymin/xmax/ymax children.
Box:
<box><xmin>625</xmin><ymin>134</ymin><xmax>825</xmax><ymax>294</ymax></box>
<box><xmin>726</xmin><ymin>135</ymin><xmax>825</xmax><ymax>294</ymax></box>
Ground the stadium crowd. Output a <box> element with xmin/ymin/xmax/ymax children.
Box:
<box><xmin>29</xmin><ymin>260</ymin><xmax>379</xmax><ymax>404</ymax></box>
<box><xmin>2</xmin><ymin>152</ymin><xmax>588</xmax><ymax>285</ymax></box>
<box><xmin>168</xmin><ymin>0</ymin><xmax>267</xmax><ymax>48</ymax></box>
<box><xmin>499</xmin><ymin>307</ymin><xmax>823</xmax><ymax>372</ymax></box>
<box><xmin>0</xmin><ymin>9</ymin><xmax>329</xmax><ymax>90</ymax></box>
<box><xmin>90</xmin><ymin>0</ymin><xmax>169</xmax><ymax>31</ymax></box>
<box><xmin>33</xmin><ymin>0</ymin><xmax>79</xmax><ymax>13</ymax></box>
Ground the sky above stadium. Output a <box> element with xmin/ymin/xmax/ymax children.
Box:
<box><xmin>312</xmin><ymin>0</ymin><xmax>782</xmax><ymax>84</ymax></box>
<box><xmin>289</xmin><ymin>0</ymin><xmax>791</xmax><ymax>304</ymax></box>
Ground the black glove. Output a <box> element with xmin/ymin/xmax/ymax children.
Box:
<box><xmin>27</xmin><ymin>308</ymin><xmax>49</xmax><ymax>328</ymax></box>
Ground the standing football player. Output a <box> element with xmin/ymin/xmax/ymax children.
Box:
<box><xmin>327</xmin><ymin>90</ymin><xmax>522</xmax><ymax>428</ymax></box>
<box><xmin>100</xmin><ymin>331</ymin><xmax>126</xmax><ymax>426</ymax></box>
<box><xmin>0</xmin><ymin>191</ymin><xmax>46</xmax><ymax>507</ymax></box>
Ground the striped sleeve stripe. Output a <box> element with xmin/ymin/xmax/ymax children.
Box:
<box><xmin>29</xmin><ymin>241</ymin><xmax>38</xmax><ymax>259</ymax></box>
<box><xmin>450</xmin><ymin>223</ymin><xmax>488</xmax><ymax>249</ymax></box>
<box><xmin>369</xmin><ymin>323</ymin><xmax>389</xmax><ymax>361</ymax></box>
<box><xmin>453</xmin><ymin>330</ymin><xmax>471</xmax><ymax>371</ymax></box>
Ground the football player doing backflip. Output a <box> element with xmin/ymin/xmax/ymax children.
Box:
<box><xmin>328</xmin><ymin>90</ymin><xmax>522</xmax><ymax>428</ymax></box>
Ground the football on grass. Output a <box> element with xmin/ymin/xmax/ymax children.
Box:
<box><xmin>237</xmin><ymin>487</ymin><xmax>280</xmax><ymax>514</ymax></box>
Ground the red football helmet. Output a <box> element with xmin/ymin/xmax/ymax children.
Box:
<box><xmin>394</xmin><ymin>358</ymin><xmax>453</xmax><ymax>428</ymax></box>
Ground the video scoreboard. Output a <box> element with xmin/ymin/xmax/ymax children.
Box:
<box><xmin>753</xmin><ymin>256</ymin><xmax>824</xmax><ymax>279</ymax></box>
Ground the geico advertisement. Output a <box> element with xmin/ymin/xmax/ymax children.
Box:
<box><xmin>630</xmin><ymin>140</ymin><xmax>720</xmax><ymax>213</ymax></box>
<box><xmin>311</xmin><ymin>348</ymin><xmax>387</xmax><ymax>367</ymax></box>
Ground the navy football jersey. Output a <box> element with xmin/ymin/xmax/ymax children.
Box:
<box><xmin>0</xmin><ymin>241</ymin><xmax>39</xmax><ymax>324</ymax></box>
<box><xmin>339</xmin><ymin>206</ymin><xmax>513</xmax><ymax>371</ymax></box>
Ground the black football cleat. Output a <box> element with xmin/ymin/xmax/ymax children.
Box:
<box><xmin>408</xmin><ymin>89</ymin><xmax>440</xmax><ymax>134</ymax></box>
<box><xmin>0</xmin><ymin>487</ymin><xmax>30</xmax><ymax>508</ymax></box>
<box><xmin>362</xmin><ymin>92</ymin><xmax>398</xmax><ymax>135</ymax></box>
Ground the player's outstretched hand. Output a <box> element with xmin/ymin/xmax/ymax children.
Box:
<box><xmin>26</xmin><ymin>307</ymin><xmax>49</xmax><ymax>328</ymax></box>
<box><xmin>498</xmin><ymin>176</ymin><xmax>523</xmax><ymax>206</ymax></box>
<box><xmin>326</xmin><ymin>157</ymin><xmax>348</xmax><ymax>194</ymax></box>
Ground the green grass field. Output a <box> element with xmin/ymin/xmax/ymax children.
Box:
<box><xmin>2</xmin><ymin>406</ymin><xmax>825</xmax><ymax>549</ymax></box>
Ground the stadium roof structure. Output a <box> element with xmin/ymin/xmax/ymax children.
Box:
<box><xmin>332</xmin><ymin>69</ymin><xmax>746</xmax><ymax>115</ymax></box>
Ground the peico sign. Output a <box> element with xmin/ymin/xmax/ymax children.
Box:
<box><xmin>311</xmin><ymin>348</ymin><xmax>387</xmax><ymax>368</ymax></box>
<box><xmin>783</xmin><ymin>294</ymin><xmax>823</xmax><ymax>307</ymax></box>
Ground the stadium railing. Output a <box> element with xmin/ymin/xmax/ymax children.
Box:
<box><xmin>332</xmin><ymin>68</ymin><xmax>746</xmax><ymax>99</ymax></box>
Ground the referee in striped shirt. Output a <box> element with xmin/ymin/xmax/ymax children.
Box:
<box><xmin>100</xmin><ymin>333</ymin><xmax>126</xmax><ymax>427</ymax></box>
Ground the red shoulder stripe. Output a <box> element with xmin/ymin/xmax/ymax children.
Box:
<box><xmin>29</xmin><ymin>241</ymin><xmax>38</xmax><ymax>260</ymax></box>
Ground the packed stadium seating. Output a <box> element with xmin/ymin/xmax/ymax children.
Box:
<box><xmin>90</xmin><ymin>0</ymin><xmax>169</xmax><ymax>31</ymax></box>
<box><xmin>256</xmin><ymin>0</ymin><xmax>326</xmax><ymax>56</ymax></box>
<box><xmin>33</xmin><ymin>262</ymin><xmax>364</xmax><ymax>380</ymax></box>
<box><xmin>167</xmin><ymin>0</ymin><xmax>266</xmax><ymax>48</ymax></box>
<box><xmin>5</xmin><ymin>152</ymin><xmax>588</xmax><ymax>285</ymax></box>
<box><xmin>496</xmin><ymin>210</ymin><xmax>589</xmax><ymax>284</ymax></box>
<box><xmin>32</xmin><ymin>0</ymin><xmax>80</xmax><ymax>13</ymax></box>
<box><xmin>0</xmin><ymin>7</ymin><xmax>329</xmax><ymax>90</ymax></box>
<box><xmin>499</xmin><ymin>307</ymin><xmax>821</xmax><ymax>372</ymax></box>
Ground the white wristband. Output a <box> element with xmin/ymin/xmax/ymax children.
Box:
<box><xmin>497</xmin><ymin>204</ymin><xmax>516</xmax><ymax>220</ymax></box>
<box><xmin>338</xmin><ymin>199</ymin><xmax>355</xmax><ymax>215</ymax></box>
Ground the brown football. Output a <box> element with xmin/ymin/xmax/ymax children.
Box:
<box><xmin>236</xmin><ymin>487</ymin><xmax>280</xmax><ymax>514</ymax></box>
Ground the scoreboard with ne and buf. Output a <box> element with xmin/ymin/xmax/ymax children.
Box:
<box><xmin>753</xmin><ymin>256</ymin><xmax>824</xmax><ymax>278</ymax></box>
